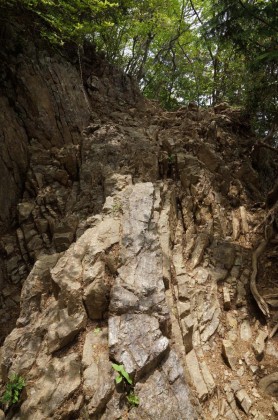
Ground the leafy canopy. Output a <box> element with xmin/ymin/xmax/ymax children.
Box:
<box><xmin>3</xmin><ymin>0</ymin><xmax>118</xmax><ymax>44</ymax></box>
<box><xmin>2</xmin><ymin>0</ymin><xmax>277</xmax><ymax>130</ymax></box>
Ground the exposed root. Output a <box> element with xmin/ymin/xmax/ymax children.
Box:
<box><xmin>250</xmin><ymin>239</ymin><xmax>270</xmax><ymax>318</ymax></box>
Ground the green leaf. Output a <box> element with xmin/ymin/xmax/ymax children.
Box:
<box><xmin>127</xmin><ymin>393</ymin><xmax>140</xmax><ymax>406</ymax></box>
<box><xmin>119</xmin><ymin>367</ymin><xmax>132</xmax><ymax>385</ymax></box>
<box><xmin>112</xmin><ymin>363</ymin><xmax>124</xmax><ymax>372</ymax></box>
<box><xmin>112</xmin><ymin>363</ymin><xmax>133</xmax><ymax>385</ymax></box>
<box><xmin>115</xmin><ymin>375</ymin><xmax>123</xmax><ymax>384</ymax></box>
<box><xmin>1</xmin><ymin>374</ymin><xmax>25</xmax><ymax>406</ymax></box>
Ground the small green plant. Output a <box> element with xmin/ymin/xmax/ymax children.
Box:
<box><xmin>112</xmin><ymin>201</ymin><xmax>123</xmax><ymax>216</ymax></box>
<box><xmin>93</xmin><ymin>327</ymin><xmax>101</xmax><ymax>334</ymax></box>
<box><xmin>112</xmin><ymin>363</ymin><xmax>132</xmax><ymax>385</ymax></box>
<box><xmin>112</xmin><ymin>363</ymin><xmax>139</xmax><ymax>408</ymax></box>
<box><xmin>1</xmin><ymin>374</ymin><xmax>25</xmax><ymax>406</ymax></box>
<box><xmin>127</xmin><ymin>392</ymin><xmax>140</xmax><ymax>407</ymax></box>
<box><xmin>168</xmin><ymin>154</ymin><xmax>174</xmax><ymax>163</ymax></box>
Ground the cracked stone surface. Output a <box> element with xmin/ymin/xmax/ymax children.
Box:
<box><xmin>1</xmin><ymin>17</ymin><xmax>278</xmax><ymax>420</ymax></box>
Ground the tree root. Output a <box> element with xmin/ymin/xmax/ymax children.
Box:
<box><xmin>250</xmin><ymin>239</ymin><xmax>270</xmax><ymax>318</ymax></box>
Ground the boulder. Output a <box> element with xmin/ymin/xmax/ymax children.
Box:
<box><xmin>47</xmin><ymin>309</ymin><xmax>87</xmax><ymax>353</ymax></box>
<box><xmin>109</xmin><ymin>314</ymin><xmax>169</xmax><ymax>381</ymax></box>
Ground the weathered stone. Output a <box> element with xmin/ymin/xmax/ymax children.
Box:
<box><xmin>237</xmin><ymin>366</ymin><xmax>245</xmax><ymax>377</ymax></box>
<box><xmin>51</xmin><ymin>218</ymin><xmax>120</xmax><ymax>297</ymax></box>
<box><xmin>179</xmin><ymin>154</ymin><xmax>202</xmax><ymax>187</ymax></box>
<box><xmin>158</xmin><ymin>189</ymin><xmax>173</xmax><ymax>289</ymax></box>
<box><xmin>109</xmin><ymin>314</ymin><xmax>169</xmax><ymax>381</ymax></box>
<box><xmin>82</xmin><ymin>328</ymin><xmax>114</xmax><ymax>416</ymax></box>
<box><xmin>185</xmin><ymin>349</ymin><xmax>208</xmax><ymax>401</ymax></box>
<box><xmin>109</xmin><ymin>284</ymin><xmax>139</xmax><ymax>314</ymax></box>
<box><xmin>200</xmin><ymin>360</ymin><xmax>215</xmax><ymax>394</ymax></box>
<box><xmin>239</xmin><ymin>206</ymin><xmax>249</xmax><ymax>233</ymax></box>
<box><xmin>197</xmin><ymin>143</ymin><xmax>222</xmax><ymax>172</ymax></box>
<box><xmin>222</xmin><ymin>339</ymin><xmax>237</xmax><ymax>369</ymax></box>
<box><xmin>110</xmin><ymin>183</ymin><xmax>169</xmax><ymax>325</ymax></box>
<box><xmin>0</xmin><ymin>409</ymin><xmax>4</xmax><ymax>420</ymax></box>
<box><xmin>240</xmin><ymin>320</ymin><xmax>252</xmax><ymax>341</ymax></box>
<box><xmin>273</xmin><ymin>402</ymin><xmax>278</xmax><ymax>415</ymax></box>
<box><xmin>266</xmin><ymin>341</ymin><xmax>278</xmax><ymax>359</ymax></box>
<box><xmin>47</xmin><ymin>309</ymin><xmax>87</xmax><ymax>353</ymax></box>
<box><xmin>209</xmin><ymin>402</ymin><xmax>219</xmax><ymax>419</ymax></box>
<box><xmin>83</xmin><ymin>278</ymin><xmax>110</xmax><ymax>320</ymax></box>
<box><xmin>232</xmin><ymin>212</ymin><xmax>240</xmax><ymax>240</ymax></box>
<box><xmin>191</xmin><ymin>232</ymin><xmax>210</xmax><ymax>268</ymax></box>
<box><xmin>252</xmin><ymin>330</ymin><xmax>268</xmax><ymax>361</ymax></box>
<box><xmin>178</xmin><ymin>300</ymin><xmax>191</xmax><ymax>319</ymax></box>
<box><xmin>17</xmin><ymin>202</ymin><xmax>35</xmax><ymax>223</ymax></box>
<box><xmin>180</xmin><ymin>314</ymin><xmax>194</xmax><ymax>354</ymax></box>
<box><xmin>200</xmin><ymin>306</ymin><xmax>221</xmax><ymax>343</ymax></box>
<box><xmin>19</xmin><ymin>353</ymin><xmax>81</xmax><ymax>419</ymax></box>
<box><xmin>235</xmin><ymin>389</ymin><xmax>252</xmax><ymax>414</ymax></box>
<box><xmin>2</xmin><ymin>26</ymin><xmax>277</xmax><ymax>420</ymax></box>
<box><xmin>223</xmin><ymin>286</ymin><xmax>231</xmax><ymax>310</ymax></box>
<box><xmin>235</xmin><ymin>282</ymin><xmax>246</xmax><ymax>307</ymax></box>
<box><xmin>17</xmin><ymin>253</ymin><xmax>60</xmax><ymax>327</ymax></box>
<box><xmin>82</xmin><ymin>259</ymin><xmax>105</xmax><ymax>286</ymax></box>
<box><xmin>127</xmin><ymin>351</ymin><xmax>198</xmax><ymax>420</ymax></box>
<box><xmin>211</xmin><ymin>241</ymin><xmax>236</xmax><ymax>270</ymax></box>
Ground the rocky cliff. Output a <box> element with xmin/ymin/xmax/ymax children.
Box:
<box><xmin>0</xmin><ymin>18</ymin><xmax>278</xmax><ymax>420</ymax></box>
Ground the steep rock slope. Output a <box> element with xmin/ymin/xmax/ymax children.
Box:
<box><xmin>1</xmin><ymin>20</ymin><xmax>278</xmax><ymax>420</ymax></box>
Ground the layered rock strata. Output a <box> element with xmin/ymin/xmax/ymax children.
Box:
<box><xmin>1</xmin><ymin>21</ymin><xmax>278</xmax><ymax>420</ymax></box>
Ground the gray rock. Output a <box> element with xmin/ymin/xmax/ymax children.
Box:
<box><xmin>109</xmin><ymin>284</ymin><xmax>139</xmax><ymax>314</ymax></box>
<box><xmin>273</xmin><ymin>402</ymin><xmax>278</xmax><ymax>415</ymax></box>
<box><xmin>17</xmin><ymin>253</ymin><xmax>60</xmax><ymax>326</ymax></box>
<box><xmin>200</xmin><ymin>360</ymin><xmax>215</xmax><ymax>394</ymax></box>
<box><xmin>191</xmin><ymin>232</ymin><xmax>210</xmax><ymax>268</ymax></box>
<box><xmin>223</xmin><ymin>286</ymin><xmax>231</xmax><ymax>310</ymax></box>
<box><xmin>109</xmin><ymin>314</ymin><xmax>169</xmax><ymax>381</ymax></box>
<box><xmin>82</xmin><ymin>328</ymin><xmax>114</xmax><ymax>416</ymax></box>
<box><xmin>17</xmin><ymin>202</ymin><xmax>35</xmax><ymax>223</ymax></box>
<box><xmin>110</xmin><ymin>183</ymin><xmax>169</xmax><ymax>328</ymax></box>
<box><xmin>211</xmin><ymin>241</ymin><xmax>236</xmax><ymax>270</ymax></box>
<box><xmin>234</xmin><ymin>388</ymin><xmax>252</xmax><ymax>414</ymax></box>
<box><xmin>51</xmin><ymin>217</ymin><xmax>120</xmax><ymax>297</ymax></box>
<box><xmin>252</xmin><ymin>330</ymin><xmax>268</xmax><ymax>361</ymax></box>
<box><xmin>83</xmin><ymin>278</ymin><xmax>110</xmax><ymax>320</ymax></box>
<box><xmin>201</xmin><ymin>305</ymin><xmax>221</xmax><ymax>343</ymax></box>
<box><xmin>128</xmin><ymin>351</ymin><xmax>198</xmax><ymax>420</ymax></box>
<box><xmin>19</xmin><ymin>353</ymin><xmax>81</xmax><ymax>419</ymax></box>
<box><xmin>185</xmin><ymin>349</ymin><xmax>208</xmax><ymax>401</ymax></box>
<box><xmin>240</xmin><ymin>320</ymin><xmax>252</xmax><ymax>341</ymax></box>
<box><xmin>47</xmin><ymin>309</ymin><xmax>87</xmax><ymax>353</ymax></box>
<box><xmin>235</xmin><ymin>282</ymin><xmax>246</xmax><ymax>307</ymax></box>
<box><xmin>180</xmin><ymin>314</ymin><xmax>194</xmax><ymax>354</ymax></box>
<box><xmin>222</xmin><ymin>339</ymin><xmax>237</xmax><ymax>369</ymax></box>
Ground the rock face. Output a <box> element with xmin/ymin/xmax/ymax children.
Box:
<box><xmin>1</xmin><ymin>15</ymin><xmax>278</xmax><ymax>420</ymax></box>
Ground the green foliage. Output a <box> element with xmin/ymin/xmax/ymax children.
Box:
<box><xmin>112</xmin><ymin>201</ymin><xmax>123</xmax><ymax>216</ymax></box>
<box><xmin>2</xmin><ymin>0</ymin><xmax>276</xmax><ymax>129</ymax></box>
<box><xmin>112</xmin><ymin>363</ymin><xmax>139</xmax><ymax>408</ymax></box>
<box><xmin>1</xmin><ymin>374</ymin><xmax>25</xmax><ymax>407</ymax></box>
<box><xmin>126</xmin><ymin>392</ymin><xmax>140</xmax><ymax>407</ymax></box>
<box><xmin>2</xmin><ymin>0</ymin><xmax>119</xmax><ymax>44</ymax></box>
<box><xmin>205</xmin><ymin>0</ymin><xmax>278</xmax><ymax>130</ymax></box>
<box><xmin>112</xmin><ymin>363</ymin><xmax>132</xmax><ymax>385</ymax></box>
<box><xmin>93</xmin><ymin>327</ymin><xmax>101</xmax><ymax>334</ymax></box>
